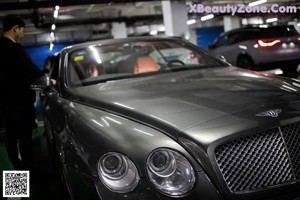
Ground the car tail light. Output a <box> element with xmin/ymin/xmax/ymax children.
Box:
<box><xmin>257</xmin><ymin>39</ymin><xmax>281</xmax><ymax>47</ymax></box>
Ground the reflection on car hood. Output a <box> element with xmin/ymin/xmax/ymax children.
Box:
<box><xmin>73</xmin><ymin>66</ymin><xmax>300</xmax><ymax>141</ymax></box>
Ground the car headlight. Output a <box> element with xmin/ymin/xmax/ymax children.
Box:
<box><xmin>147</xmin><ymin>148</ymin><xmax>195</xmax><ymax>196</ymax></box>
<box><xmin>97</xmin><ymin>152</ymin><xmax>140</xmax><ymax>193</ymax></box>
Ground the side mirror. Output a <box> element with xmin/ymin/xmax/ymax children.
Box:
<box><xmin>31</xmin><ymin>75</ymin><xmax>51</xmax><ymax>91</ymax></box>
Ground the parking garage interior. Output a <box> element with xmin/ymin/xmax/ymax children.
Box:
<box><xmin>1</xmin><ymin>0</ymin><xmax>300</xmax><ymax>199</ymax></box>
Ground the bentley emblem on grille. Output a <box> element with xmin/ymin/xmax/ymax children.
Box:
<box><xmin>255</xmin><ymin>109</ymin><xmax>282</xmax><ymax>117</ymax></box>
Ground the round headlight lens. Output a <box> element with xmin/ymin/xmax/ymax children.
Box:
<box><xmin>149</xmin><ymin>150</ymin><xmax>176</xmax><ymax>177</ymax></box>
<box><xmin>100</xmin><ymin>154</ymin><xmax>126</xmax><ymax>179</ymax></box>
<box><xmin>147</xmin><ymin>149</ymin><xmax>195</xmax><ymax>196</ymax></box>
<box><xmin>98</xmin><ymin>152</ymin><xmax>140</xmax><ymax>193</ymax></box>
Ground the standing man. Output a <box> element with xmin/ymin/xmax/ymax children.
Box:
<box><xmin>0</xmin><ymin>15</ymin><xmax>44</xmax><ymax>170</ymax></box>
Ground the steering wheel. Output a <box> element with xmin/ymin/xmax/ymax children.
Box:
<box><xmin>167</xmin><ymin>60</ymin><xmax>185</xmax><ymax>66</ymax></box>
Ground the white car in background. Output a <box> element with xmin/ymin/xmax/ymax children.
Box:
<box><xmin>208</xmin><ymin>25</ymin><xmax>300</xmax><ymax>73</ymax></box>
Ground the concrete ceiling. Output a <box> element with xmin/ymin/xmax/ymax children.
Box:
<box><xmin>0</xmin><ymin>0</ymin><xmax>299</xmax><ymax>45</ymax></box>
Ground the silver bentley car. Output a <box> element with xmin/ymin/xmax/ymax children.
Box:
<box><xmin>35</xmin><ymin>37</ymin><xmax>300</xmax><ymax>200</ymax></box>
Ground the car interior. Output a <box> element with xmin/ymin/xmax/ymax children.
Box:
<box><xmin>133</xmin><ymin>55</ymin><xmax>160</xmax><ymax>74</ymax></box>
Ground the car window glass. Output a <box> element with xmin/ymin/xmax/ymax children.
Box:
<box><xmin>258</xmin><ymin>26</ymin><xmax>299</xmax><ymax>38</ymax></box>
<box><xmin>226</xmin><ymin>31</ymin><xmax>258</xmax><ymax>44</ymax></box>
<box><xmin>216</xmin><ymin>33</ymin><xmax>241</xmax><ymax>46</ymax></box>
<box><xmin>43</xmin><ymin>54</ymin><xmax>60</xmax><ymax>87</ymax></box>
<box><xmin>243</xmin><ymin>30</ymin><xmax>259</xmax><ymax>40</ymax></box>
<box><xmin>50</xmin><ymin>55</ymin><xmax>59</xmax><ymax>81</ymax></box>
<box><xmin>66</xmin><ymin>40</ymin><xmax>225</xmax><ymax>87</ymax></box>
<box><xmin>227</xmin><ymin>33</ymin><xmax>242</xmax><ymax>45</ymax></box>
<box><xmin>214</xmin><ymin>35</ymin><xmax>228</xmax><ymax>47</ymax></box>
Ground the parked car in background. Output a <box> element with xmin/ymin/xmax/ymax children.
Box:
<box><xmin>35</xmin><ymin>37</ymin><xmax>300</xmax><ymax>200</ymax></box>
<box><xmin>208</xmin><ymin>25</ymin><xmax>300</xmax><ymax>73</ymax></box>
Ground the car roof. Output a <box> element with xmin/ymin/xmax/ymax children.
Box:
<box><xmin>223</xmin><ymin>25</ymin><xmax>296</xmax><ymax>35</ymax></box>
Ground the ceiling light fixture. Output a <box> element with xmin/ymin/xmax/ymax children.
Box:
<box><xmin>54</xmin><ymin>10</ymin><xmax>58</xmax><ymax>18</ymax></box>
<box><xmin>159</xmin><ymin>26</ymin><xmax>166</xmax><ymax>32</ymax></box>
<box><xmin>150</xmin><ymin>30</ymin><xmax>158</xmax><ymax>35</ymax></box>
<box><xmin>53</xmin><ymin>6</ymin><xmax>59</xmax><ymax>19</ymax></box>
<box><xmin>187</xmin><ymin>19</ymin><xmax>196</xmax><ymax>25</ymax></box>
<box><xmin>266</xmin><ymin>17</ymin><xmax>277</xmax><ymax>23</ymax></box>
<box><xmin>259</xmin><ymin>24</ymin><xmax>268</xmax><ymax>28</ymax></box>
<box><xmin>49</xmin><ymin>43</ymin><xmax>54</xmax><ymax>51</ymax></box>
<box><xmin>248</xmin><ymin>0</ymin><xmax>267</xmax><ymax>7</ymax></box>
<box><xmin>51</xmin><ymin>24</ymin><xmax>56</xmax><ymax>31</ymax></box>
<box><xmin>201</xmin><ymin>14</ymin><xmax>214</xmax><ymax>21</ymax></box>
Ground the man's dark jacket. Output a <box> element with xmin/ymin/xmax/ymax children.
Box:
<box><xmin>0</xmin><ymin>37</ymin><xmax>43</xmax><ymax>107</ymax></box>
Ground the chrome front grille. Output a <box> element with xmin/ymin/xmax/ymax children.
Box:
<box><xmin>280</xmin><ymin>123</ymin><xmax>300</xmax><ymax>178</ymax></box>
<box><xmin>215</xmin><ymin>123</ymin><xmax>300</xmax><ymax>193</ymax></box>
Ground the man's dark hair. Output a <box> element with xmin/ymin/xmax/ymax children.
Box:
<box><xmin>3</xmin><ymin>15</ymin><xmax>25</xmax><ymax>32</ymax></box>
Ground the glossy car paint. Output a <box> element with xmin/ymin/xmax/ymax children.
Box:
<box><xmin>40</xmin><ymin>37</ymin><xmax>300</xmax><ymax>200</ymax></box>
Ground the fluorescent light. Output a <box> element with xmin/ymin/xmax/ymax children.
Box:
<box><xmin>49</xmin><ymin>43</ymin><xmax>54</xmax><ymax>51</ymax></box>
<box><xmin>187</xmin><ymin>19</ymin><xmax>196</xmax><ymax>25</ymax></box>
<box><xmin>266</xmin><ymin>17</ymin><xmax>277</xmax><ymax>23</ymax></box>
<box><xmin>201</xmin><ymin>14</ymin><xmax>214</xmax><ymax>21</ymax></box>
<box><xmin>248</xmin><ymin>0</ymin><xmax>267</xmax><ymax>7</ymax></box>
<box><xmin>51</xmin><ymin>24</ymin><xmax>56</xmax><ymax>30</ymax></box>
<box><xmin>54</xmin><ymin>10</ymin><xmax>58</xmax><ymax>18</ymax></box>
<box><xmin>50</xmin><ymin>32</ymin><xmax>55</xmax><ymax>41</ymax></box>
<box><xmin>159</xmin><ymin>26</ymin><xmax>166</xmax><ymax>32</ymax></box>
<box><xmin>150</xmin><ymin>30</ymin><xmax>158</xmax><ymax>35</ymax></box>
<box><xmin>259</xmin><ymin>24</ymin><xmax>268</xmax><ymax>28</ymax></box>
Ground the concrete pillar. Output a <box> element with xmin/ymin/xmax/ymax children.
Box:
<box><xmin>223</xmin><ymin>16</ymin><xmax>240</xmax><ymax>32</ymax></box>
<box><xmin>111</xmin><ymin>22</ymin><xmax>127</xmax><ymax>39</ymax></box>
<box><xmin>189</xmin><ymin>29</ymin><xmax>197</xmax><ymax>45</ymax></box>
<box><xmin>162</xmin><ymin>1</ymin><xmax>189</xmax><ymax>38</ymax></box>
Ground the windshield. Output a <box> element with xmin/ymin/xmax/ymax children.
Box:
<box><xmin>66</xmin><ymin>39</ymin><xmax>226</xmax><ymax>87</ymax></box>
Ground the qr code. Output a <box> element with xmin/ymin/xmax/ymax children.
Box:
<box><xmin>2</xmin><ymin>170</ymin><xmax>29</xmax><ymax>198</ymax></box>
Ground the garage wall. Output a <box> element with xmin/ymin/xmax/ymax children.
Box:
<box><xmin>26</xmin><ymin>43</ymin><xmax>72</xmax><ymax>69</ymax></box>
<box><xmin>196</xmin><ymin>26</ymin><xmax>224</xmax><ymax>49</ymax></box>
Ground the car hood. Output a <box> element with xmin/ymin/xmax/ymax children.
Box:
<box><xmin>72</xmin><ymin>66</ymin><xmax>300</xmax><ymax>142</ymax></box>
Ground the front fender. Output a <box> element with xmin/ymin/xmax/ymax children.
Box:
<box><xmin>66</xmin><ymin>102</ymin><xmax>203</xmax><ymax>177</ymax></box>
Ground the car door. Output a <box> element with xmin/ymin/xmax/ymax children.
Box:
<box><xmin>41</xmin><ymin>54</ymin><xmax>87</xmax><ymax>176</ymax></box>
<box><xmin>40</xmin><ymin>54</ymin><xmax>67</xmax><ymax>163</ymax></box>
<box><xmin>210</xmin><ymin>32</ymin><xmax>241</xmax><ymax>65</ymax></box>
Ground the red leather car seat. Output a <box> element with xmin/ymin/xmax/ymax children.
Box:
<box><xmin>133</xmin><ymin>56</ymin><xmax>159</xmax><ymax>74</ymax></box>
